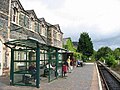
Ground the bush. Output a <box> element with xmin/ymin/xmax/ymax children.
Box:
<box><xmin>105</xmin><ymin>54</ymin><xmax>116</xmax><ymax>67</ymax></box>
<box><xmin>99</xmin><ymin>57</ymin><xmax>105</xmax><ymax>62</ymax></box>
<box><xmin>73</xmin><ymin>52</ymin><xmax>81</xmax><ymax>60</ymax></box>
<box><xmin>81</xmin><ymin>55</ymin><xmax>88</xmax><ymax>62</ymax></box>
<box><xmin>111</xmin><ymin>60</ymin><xmax>117</xmax><ymax>68</ymax></box>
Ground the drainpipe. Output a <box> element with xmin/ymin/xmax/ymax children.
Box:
<box><xmin>7</xmin><ymin>0</ymin><xmax>12</xmax><ymax>73</ymax></box>
<box><xmin>8</xmin><ymin>0</ymin><xmax>11</xmax><ymax>40</ymax></box>
<box><xmin>46</xmin><ymin>25</ymin><xmax>48</xmax><ymax>46</ymax></box>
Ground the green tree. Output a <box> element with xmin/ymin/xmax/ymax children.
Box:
<box><xmin>89</xmin><ymin>50</ymin><xmax>97</xmax><ymax>62</ymax></box>
<box><xmin>96</xmin><ymin>46</ymin><xmax>113</xmax><ymax>60</ymax></box>
<box><xmin>113</xmin><ymin>48</ymin><xmax>120</xmax><ymax>60</ymax></box>
<box><xmin>105</xmin><ymin>54</ymin><xmax>117</xmax><ymax>67</ymax></box>
<box><xmin>73</xmin><ymin>52</ymin><xmax>82</xmax><ymax>60</ymax></box>
<box><xmin>63</xmin><ymin>38</ymin><xmax>81</xmax><ymax>60</ymax></box>
<box><xmin>77</xmin><ymin>32</ymin><xmax>93</xmax><ymax>57</ymax></box>
<box><xmin>63</xmin><ymin>38</ymin><xmax>76</xmax><ymax>52</ymax></box>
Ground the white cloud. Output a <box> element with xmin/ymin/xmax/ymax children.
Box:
<box><xmin>20</xmin><ymin>0</ymin><xmax>120</xmax><ymax>49</ymax></box>
<box><xmin>55</xmin><ymin>0</ymin><xmax>120</xmax><ymax>33</ymax></box>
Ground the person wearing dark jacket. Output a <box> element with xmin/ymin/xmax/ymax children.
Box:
<box><xmin>29</xmin><ymin>64</ymin><xmax>36</xmax><ymax>80</ymax></box>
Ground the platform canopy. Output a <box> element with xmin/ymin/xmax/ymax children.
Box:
<box><xmin>4</xmin><ymin>37</ymin><xmax>66</xmax><ymax>88</ymax></box>
<box><xmin>4</xmin><ymin>37</ymin><xmax>65</xmax><ymax>51</ymax></box>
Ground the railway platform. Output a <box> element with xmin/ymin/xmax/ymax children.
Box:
<box><xmin>0</xmin><ymin>63</ymin><xmax>101</xmax><ymax>90</ymax></box>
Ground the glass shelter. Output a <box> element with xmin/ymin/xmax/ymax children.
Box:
<box><xmin>4</xmin><ymin>39</ymin><xmax>66</xmax><ymax>88</ymax></box>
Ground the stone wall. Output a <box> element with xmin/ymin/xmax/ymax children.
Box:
<box><xmin>0</xmin><ymin>0</ymin><xmax>9</xmax><ymax>41</ymax></box>
<box><xmin>10</xmin><ymin>23</ymin><xmax>46</xmax><ymax>44</ymax></box>
<box><xmin>0</xmin><ymin>17</ymin><xmax>8</xmax><ymax>41</ymax></box>
<box><xmin>0</xmin><ymin>0</ymin><xmax>9</xmax><ymax>15</ymax></box>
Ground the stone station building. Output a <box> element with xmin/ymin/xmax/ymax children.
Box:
<box><xmin>0</xmin><ymin>0</ymin><xmax>63</xmax><ymax>78</ymax></box>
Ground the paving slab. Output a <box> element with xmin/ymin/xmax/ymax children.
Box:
<box><xmin>0</xmin><ymin>63</ymin><xmax>99</xmax><ymax>90</ymax></box>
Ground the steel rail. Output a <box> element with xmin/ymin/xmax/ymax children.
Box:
<box><xmin>97</xmin><ymin>62</ymin><xmax>120</xmax><ymax>90</ymax></box>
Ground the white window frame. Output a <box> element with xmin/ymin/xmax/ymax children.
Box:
<box><xmin>12</xmin><ymin>7</ymin><xmax>18</xmax><ymax>23</ymax></box>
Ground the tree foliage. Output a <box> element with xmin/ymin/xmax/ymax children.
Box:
<box><xmin>96</xmin><ymin>46</ymin><xmax>118</xmax><ymax>67</ymax></box>
<box><xmin>105</xmin><ymin>54</ymin><xmax>117</xmax><ymax>67</ymax></box>
<box><xmin>77</xmin><ymin>32</ymin><xmax>93</xmax><ymax>57</ymax></box>
<box><xmin>113</xmin><ymin>48</ymin><xmax>120</xmax><ymax>60</ymax></box>
<box><xmin>63</xmin><ymin>38</ymin><xmax>81</xmax><ymax>60</ymax></box>
<box><xmin>96</xmin><ymin>46</ymin><xmax>113</xmax><ymax>60</ymax></box>
<box><xmin>63</xmin><ymin>38</ymin><xmax>76</xmax><ymax>52</ymax></box>
<box><xmin>89</xmin><ymin>50</ymin><xmax>97</xmax><ymax>62</ymax></box>
<box><xmin>73</xmin><ymin>52</ymin><xmax>82</xmax><ymax>60</ymax></box>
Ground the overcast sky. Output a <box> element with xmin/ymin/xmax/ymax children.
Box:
<box><xmin>20</xmin><ymin>0</ymin><xmax>120</xmax><ymax>50</ymax></box>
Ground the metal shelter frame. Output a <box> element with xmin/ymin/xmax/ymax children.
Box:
<box><xmin>4</xmin><ymin>38</ymin><xmax>66</xmax><ymax>88</ymax></box>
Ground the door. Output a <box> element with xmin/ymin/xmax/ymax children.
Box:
<box><xmin>0</xmin><ymin>41</ymin><xmax>3</xmax><ymax>75</ymax></box>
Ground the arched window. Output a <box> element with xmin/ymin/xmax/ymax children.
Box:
<box><xmin>12</xmin><ymin>7</ymin><xmax>18</xmax><ymax>23</ymax></box>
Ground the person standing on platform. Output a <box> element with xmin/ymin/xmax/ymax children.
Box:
<box><xmin>67</xmin><ymin>56</ymin><xmax>71</xmax><ymax>73</ymax></box>
<box><xmin>62</xmin><ymin>62</ymin><xmax>68</xmax><ymax>77</ymax></box>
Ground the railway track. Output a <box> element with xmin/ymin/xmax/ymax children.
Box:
<box><xmin>97</xmin><ymin>62</ymin><xmax>120</xmax><ymax>90</ymax></box>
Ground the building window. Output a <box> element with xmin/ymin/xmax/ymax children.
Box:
<box><xmin>58</xmin><ymin>34</ymin><xmax>60</xmax><ymax>40</ymax></box>
<box><xmin>19</xmin><ymin>13</ymin><xmax>24</xmax><ymax>26</ymax></box>
<box><xmin>24</xmin><ymin>52</ymin><xmax>26</xmax><ymax>60</ymax></box>
<box><xmin>53</xmin><ymin>31</ymin><xmax>57</xmax><ymax>39</ymax></box>
<box><xmin>41</xmin><ymin>24</ymin><xmax>47</xmax><ymax>36</ymax></box>
<box><xmin>12</xmin><ymin>7</ymin><xmax>18</xmax><ymax>23</ymax></box>
<box><xmin>24</xmin><ymin>16</ymin><xmax>29</xmax><ymax>28</ymax></box>
<box><xmin>48</xmin><ymin>30</ymin><xmax>52</xmax><ymax>37</ymax></box>
<box><xmin>18</xmin><ymin>52</ymin><xmax>20</xmax><ymax>61</ymax></box>
<box><xmin>38</xmin><ymin>23</ymin><xmax>41</xmax><ymax>33</ymax></box>
<box><xmin>35</xmin><ymin>22</ymin><xmax>40</xmax><ymax>33</ymax></box>
<box><xmin>29</xmin><ymin>20</ymin><xmax>32</xmax><ymax>30</ymax></box>
<box><xmin>29</xmin><ymin>18</ymin><xmax>35</xmax><ymax>31</ymax></box>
